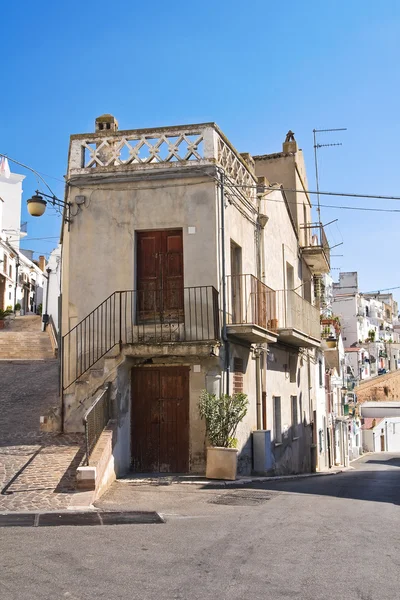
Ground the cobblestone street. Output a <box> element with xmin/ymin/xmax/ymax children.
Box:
<box><xmin>0</xmin><ymin>359</ymin><xmax>84</xmax><ymax>512</ymax></box>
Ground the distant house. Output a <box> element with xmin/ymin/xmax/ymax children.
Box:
<box><xmin>361</xmin><ymin>416</ymin><xmax>400</xmax><ymax>452</ymax></box>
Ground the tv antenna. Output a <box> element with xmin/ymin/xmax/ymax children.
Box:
<box><xmin>313</xmin><ymin>127</ymin><xmax>347</xmax><ymax>222</ymax></box>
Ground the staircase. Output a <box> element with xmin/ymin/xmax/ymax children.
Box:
<box><xmin>0</xmin><ymin>315</ymin><xmax>55</xmax><ymax>360</ymax></box>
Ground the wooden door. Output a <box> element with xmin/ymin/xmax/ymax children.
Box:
<box><xmin>137</xmin><ymin>230</ymin><xmax>183</xmax><ymax>321</ymax></box>
<box><xmin>131</xmin><ymin>367</ymin><xmax>189</xmax><ymax>473</ymax></box>
<box><xmin>380</xmin><ymin>434</ymin><xmax>385</xmax><ymax>452</ymax></box>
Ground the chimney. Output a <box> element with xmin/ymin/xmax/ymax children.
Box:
<box><xmin>95</xmin><ymin>114</ymin><xmax>119</xmax><ymax>165</ymax></box>
<box><xmin>282</xmin><ymin>130</ymin><xmax>298</xmax><ymax>153</ymax></box>
<box><xmin>95</xmin><ymin>114</ymin><xmax>118</xmax><ymax>133</ymax></box>
<box><xmin>39</xmin><ymin>255</ymin><xmax>46</xmax><ymax>272</ymax></box>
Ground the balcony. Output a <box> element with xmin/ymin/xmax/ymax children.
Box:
<box><xmin>300</xmin><ymin>223</ymin><xmax>330</xmax><ymax>274</ymax></box>
<box><xmin>271</xmin><ymin>290</ymin><xmax>321</xmax><ymax>348</ymax></box>
<box><xmin>62</xmin><ymin>286</ymin><xmax>220</xmax><ymax>389</ymax></box>
<box><xmin>226</xmin><ymin>274</ymin><xmax>278</xmax><ymax>344</ymax></box>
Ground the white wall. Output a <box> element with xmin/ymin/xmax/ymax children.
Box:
<box><xmin>0</xmin><ymin>173</ymin><xmax>25</xmax><ymax>251</ymax></box>
<box><xmin>43</xmin><ymin>245</ymin><xmax>61</xmax><ymax>331</ymax></box>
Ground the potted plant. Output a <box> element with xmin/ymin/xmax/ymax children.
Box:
<box><xmin>14</xmin><ymin>303</ymin><xmax>21</xmax><ymax>316</ymax></box>
<box><xmin>0</xmin><ymin>308</ymin><xmax>12</xmax><ymax>329</ymax></box>
<box><xmin>198</xmin><ymin>390</ymin><xmax>248</xmax><ymax>480</ymax></box>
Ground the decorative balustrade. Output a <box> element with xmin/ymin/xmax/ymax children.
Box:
<box><xmin>68</xmin><ymin>123</ymin><xmax>257</xmax><ymax>203</ymax></box>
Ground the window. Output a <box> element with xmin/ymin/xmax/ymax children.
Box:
<box><xmin>3</xmin><ymin>254</ymin><xmax>7</xmax><ymax>274</ymax></box>
<box><xmin>365</xmin><ymin>306</ymin><xmax>369</xmax><ymax>317</ymax></box>
<box><xmin>319</xmin><ymin>360</ymin><xmax>323</xmax><ymax>387</ymax></box>
<box><xmin>273</xmin><ymin>396</ymin><xmax>282</xmax><ymax>443</ymax></box>
<box><xmin>289</xmin><ymin>354</ymin><xmax>297</xmax><ymax>383</ymax></box>
<box><xmin>291</xmin><ymin>395</ymin><xmax>298</xmax><ymax>438</ymax></box>
<box><xmin>9</xmin><ymin>265</ymin><xmax>12</xmax><ymax>279</ymax></box>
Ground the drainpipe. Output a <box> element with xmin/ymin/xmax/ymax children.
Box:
<box><xmin>219</xmin><ymin>169</ymin><xmax>229</xmax><ymax>395</ymax></box>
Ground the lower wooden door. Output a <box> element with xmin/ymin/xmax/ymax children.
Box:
<box><xmin>131</xmin><ymin>367</ymin><xmax>189</xmax><ymax>473</ymax></box>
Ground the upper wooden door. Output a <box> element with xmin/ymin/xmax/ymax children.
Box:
<box><xmin>136</xmin><ymin>230</ymin><xmax>184</xmax><ymax>320</ymax></box>
<box><xmin>131</xmin><ymin>367</ymin><xmax>190</xmax><ymax>473</ymax></box>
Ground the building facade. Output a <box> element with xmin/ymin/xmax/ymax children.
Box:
<box><xmin>60</xmin><ymin>117</ymin><xmax>330</xmax><ymax>477</ymax></box>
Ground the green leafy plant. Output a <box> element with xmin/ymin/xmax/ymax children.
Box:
<box><xmin>37</xmin><ymin>303</ymin><xmax>42</xmax><ymax>315</ymax></box>
<box><xmin>368</xmin><ymin>329</ymin><xmax>376</xmax><ymax>342</ymax></box>
<box><xmin>6</xmin><ymin>305</ymin><xmax>12</xmax><ymax>311</ymax></box>
<box><xmin>14</xmin><ymin>303</ymin><xmax>21</xmax><ymax>311</ymax></box>
<box><xmin>0</xmin><ymin>308</ymin><xmax>12</xmax><ymax>320</ymax></box>
<box><xmin>198</xmin><ymin>390</ymin><xmax>248</xmax><ymax>448</ymax></box>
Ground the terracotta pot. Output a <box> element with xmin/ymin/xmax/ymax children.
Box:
<box><xmin>206</xmin><ymin>446</ymin><xmax>238</xmax><ymax>480</ymax></box>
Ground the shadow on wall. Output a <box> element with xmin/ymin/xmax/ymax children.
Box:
<box><xmin>270</xmin><ymin>421</ymin><xmax>313</xmax><ymax>476</ymax></box>
<box><xmin>237</xmin><ymin>421</ymin><xmax>314</xmax><ymax>477</ymax></box>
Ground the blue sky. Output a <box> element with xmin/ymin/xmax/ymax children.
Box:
<box><xmin>2</xmin><ymin>0</ymin><xmax>400</xmax><ymax>301</ymax></box>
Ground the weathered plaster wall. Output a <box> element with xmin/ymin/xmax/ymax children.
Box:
<box><xmin>61</xmin><ymin>176</ymin><xmax>219</xmax><ymax>332</ymax></box>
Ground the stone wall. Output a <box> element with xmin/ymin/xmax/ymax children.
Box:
<box><xmin>355</xmin><ymin>370</ymin><xmax>400</xmax><ymax>403</ymax></box>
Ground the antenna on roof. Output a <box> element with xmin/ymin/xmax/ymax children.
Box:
<box><xmin>313</xmin><ymin>127</ymin><xmax>347</xmax><ymax>223</ymax></box>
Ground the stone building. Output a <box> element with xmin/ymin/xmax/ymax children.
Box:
<box><xmin>59</xmin><ymin>116</ymin><xmax>329</xmax><ymax>477</ymax></box>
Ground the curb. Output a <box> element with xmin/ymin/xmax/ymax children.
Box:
<box><xmin>120</xmin><ymin>467</ymin><xmax>353</xmax><ymax>488</ymax></box>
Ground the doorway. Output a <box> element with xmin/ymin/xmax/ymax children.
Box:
<box><xmin>131</xmin><ymin>366</ymin><xmax>190</xmax><ymax>473</ymax></box>
<box><xmin>136</xmin><ymin>230</ymin><xmax>184</xmax><ymax>321</ymax></box>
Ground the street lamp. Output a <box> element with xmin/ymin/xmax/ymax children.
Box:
<box><xmin>26</xmin><ymin>190</ymin><xmax>71</xmax><ymax>225</ymax></box>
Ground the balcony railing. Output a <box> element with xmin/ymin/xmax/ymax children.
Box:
<box><xmin>62</xmin><ymin>286</ymin><xmax>219</xmax><ymax>389</ymax></box>
<box><xmin>300</xmin><ymin>222</ymin><xmax>330</xmax><ymax>273</ymax></box>
<box><xmin>226</xmin><ymin>274</ymin><xmax>277</xmax><ymax>331</ymax></box>
<box><xmin>272</xmin><ymin>290</ymin><xmax>321</xmax><ymax>342</ymax></box>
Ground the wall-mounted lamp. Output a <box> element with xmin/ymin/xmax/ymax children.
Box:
<box><xmin>27</xmin><ymin>190</ymin><xmax>71</xmax><ymax>223</ymax></box>
<box><xmin>27</xmin><ymin>190</ymin><xmax>87</xmax><ymax>230</ymax></box>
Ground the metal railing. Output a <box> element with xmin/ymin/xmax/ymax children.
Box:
<box><xmin>301</xmin><ymin>222</ymin><xmax>330</xmax><ymax>266</ymax></box>
<box><xmin>226</xmin><ymin>274</ymin><xmax>277</xmax><ymax>330</ymax></box>
<box><xmin>271</xmin><ymin>290</ymin><xmax>321</xmax><ymax>340</ymax></box>
<box><xmin>83</xmin><ymin>385</ymin><xmax>111</xmax><ymax>465</ymax></box>
<box><xmin>62</xmin><ymin>286</ymin><xmax>219</xmax><ymax>390</ymax></box>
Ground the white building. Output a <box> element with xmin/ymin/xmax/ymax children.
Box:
<box><xmin>0</xmin><ymin>169</ymin><xmax>46</xmax><ymax>313</ymax></box>
<box><xmin>333</xmin><ymin>272</ymin><xmax>399</xmax><ymax>381</ymax></box>
<box><xmin>42</xmin><ymin>244</ymin><xmax>61</xmax><ymax>332</ymax></box>
<box><xmin>362</xmin><ymin>417</ymin><xmax>400</xmax><ymax>452</ymax></box>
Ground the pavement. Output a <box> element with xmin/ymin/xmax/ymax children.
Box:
<box><xmin>0</xmin><ymin>359</ymin><xmax>84</xmax><ymax>512</ymax></box>
<box><xmin>0</xmin><ymin>453</ymin><xmax>398</xmax><ymax>599</ymax></box>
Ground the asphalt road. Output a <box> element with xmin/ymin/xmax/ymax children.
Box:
<box><xmin>1</xmin><ymin>453</ymin><xmax>399</xmax><ymax>600</ymax></box>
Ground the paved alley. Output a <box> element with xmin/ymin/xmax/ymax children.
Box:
<box><xmin>0</xmin><ymin>326</ymin><xmax>84</xmax><ymax>512</ymax></box>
